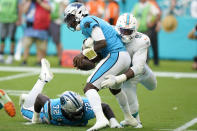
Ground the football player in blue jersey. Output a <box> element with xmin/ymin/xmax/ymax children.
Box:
<box><xmin>19</xmin><ymin>58</ymin><xmax>121</xmax><ymax>128</ymax></box>
<box><xmin>63</xmin><ymin>2</ymin><xmax>138</xmax><ymax>131</ymax></box>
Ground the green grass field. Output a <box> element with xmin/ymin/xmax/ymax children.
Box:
<box><xmin>0</xmin><ymin>57</ymin><xmax>197</xmax><ymax>131</ymax></box>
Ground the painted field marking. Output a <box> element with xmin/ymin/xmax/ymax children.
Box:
<box><xmin>173</xmin><ymin>118</ymin><xmax>197</xmax><ymax>131</ymax></box>
<box><xmin>0</xmin><ymin>72</ymin><xmax>38</xmax><ymax>82</ymax></box>
<box><xmin>0</xmin><ymin>66</ymin><xmax>197</xmax><ymax>78</ymax></box>
<box><xmin>5</xmin><ymin>90</ymin><xmax>29</xmax><ymax>96</ymax></box>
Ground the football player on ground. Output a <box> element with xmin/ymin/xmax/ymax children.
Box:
<box><xmin>19</xmin><ymin>58</ymin><xmax>121</xmax><ymax>128</ymax></box>
<box><xmin>0</xmin><ymin>89</ymin><xmax>16</xmax><ymax>117</ymax></box>
<box><xmin>101</xmin><ymin>13</ymin><xmax>157</xmax><ymax>128</ymax></box>
<box><xmin>64</xmin><ymin>2</ymin><xmax>138</xmax><ymax>131</ymax></box>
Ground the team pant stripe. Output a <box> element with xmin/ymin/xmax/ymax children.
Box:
<box><xmin>21</xmin><ymin>107</ymin><xmax>33</xmax><ymax>120</ymax></box>
<box><xmin>90</xmin><ymin>52</ymin><xmax>119</xmax><ymax>83</ymax></box>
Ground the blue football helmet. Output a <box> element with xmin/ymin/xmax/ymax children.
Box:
<box><xmin>64</xmin><ymin>2</ymin><xmax>89</xmax><ymax>31</ymax></box>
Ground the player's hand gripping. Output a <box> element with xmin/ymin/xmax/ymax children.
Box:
<box><xmin>101</xmin><ymin>74</ymin><xmax>127</xmax><ymax>88</ymax></box>
<box><xmin>82</xmin><ymin>38</ymin><xmax>97</xmax><ymax>60</ymax></box>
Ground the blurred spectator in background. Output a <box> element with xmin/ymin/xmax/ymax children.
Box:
<box><xmin>132</xmin><ymin>0</ymin><xmax>160</xmax><ymax>66</ymax></box>
<box><xmin>86</xmin><ymin>0</ymin><xmax>105</xmax><ymax>18</ymax></box>
<box><xmin>188</xmin><ymin>24</ymin><xmax>197</xmax><ymax>70</ymax></box>
<box><xmin>0</xmin><ymin>0</ymin><xmax>22</xmax><ymax>64</ymax></box>
<box><xmin>104</xmin><ymin>0</ymin><xmax>120</xmax><ymax>25</ymax></box>
<box><xmin>190</xmin><ymin>0</ymin><xmax>197</xmax><ymax>18</ymax></box>
<box><xmin>49</xmin><ymin>0</ymin><xmax>67</xmax><ymax>65</ymax></box>
<box><xmin>21</xmin><ymin>0</ymin><xmax>51</xmax><ymax>66</ymax></box>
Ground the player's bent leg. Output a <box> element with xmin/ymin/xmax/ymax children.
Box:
<box><xmin>84</xmin><ymin>83</ymin><xmax>109</xmax><ymax>131</ymax></box>
<box><xmin>0</xmin><ymin>89</ymin><xmax>16</xmax><ymax>117</ymax></box>
<box><xmin>122</xmin><ymin>81</ymin><xmax>143</xmax><ymax>128</ymax></box>
<box><xmin>24</xmin><ymin>58</ymin><xmax>53</xmax><ymax>108</ymax></box>
<box><xmin>109</xmin><ymin>88</ymin><xmax>138</xmax><ymax>127</ymax></box>
<box><xmin>19</xmin><ymin>94</ymin><xmax>29</xmax><ymax>107</ymax></box>
<box><xmin>140</xmin><ymin>65</ymin><xmax>157</xmax><ymax>91</ymax></box>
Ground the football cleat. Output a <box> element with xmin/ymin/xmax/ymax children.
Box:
<box><xmin>87</xmin><ymin>118</ymin><xmax>109</xmax><ymax>131</ymax></box>
<box><xmin>19</xmin><ymin>93</ymin><xmax>28</xmax><ymax>107</ymax></box>
<box><xmin>120</xmin><ymin>116</ymin><xmax>138</xmax><ymax>127</ymax></box>
<box><xmin>134</xmin><ymin>122</ymin><xmax>143</xmax><ymax>128</ymax></box>
<box><xmin>0</xmin><ymin>89</ymin><xmax>16</xmax><ymax>117</ymax></box>
<box><xmin>39</xmin><ymin>58</ymin><xmax>54</xmax><ymax>83</ymax></box>
<box><xmin>109</xmin><ymin>118</ymin><xmax>122</xmax><ymax>128</ymax></box>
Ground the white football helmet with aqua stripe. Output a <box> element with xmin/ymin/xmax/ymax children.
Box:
<box><xmin>116</xmin><ymin>13</ymin><xmax>138</xmax><ymax>43</ymax></box>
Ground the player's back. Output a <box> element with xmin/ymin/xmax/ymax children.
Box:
<box><xmin>80</xmin><ymin>15</ymin><xmax>126</xmax><ymax>58</ymax></box>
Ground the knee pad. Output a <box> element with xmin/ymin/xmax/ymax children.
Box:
<box><xmin>83</xmin><ymin>83</ymin><xmax>99</xmax><ymax>93</ymax></box>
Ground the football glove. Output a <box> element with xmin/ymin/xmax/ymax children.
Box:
<box><xmin>82</xmin><ymin>37</ymin><xmax>94</xmax><ymax>50</ymax></box>
<box><xmin>101</xmin><ymin>74</ymin><xmax>127</xmax><ymax>89</ymax></box>
<box><xmin>82</xmin><ymin>47</ymin><xmax>97</xmax><ymax>60</ymax></box>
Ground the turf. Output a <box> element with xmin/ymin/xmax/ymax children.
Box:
<box><xmin>0</xmin><ymin>57</ymin><xmax>197</xmax><ymax>131</ymax></box>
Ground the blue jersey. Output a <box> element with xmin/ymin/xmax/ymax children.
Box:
<box><xmin>80</xmin><ymin>15</ymin><xmax>126</xmax><ymax>58</ymax></box>
<box><xmin>43</xmin><ymin>97</ymin><xmax>95</xmax><ymax>126</ymax></box>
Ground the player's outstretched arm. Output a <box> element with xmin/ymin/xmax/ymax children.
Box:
<box><xmin>101</xmin><ymin>69</ymin><xmax>134</xmax><ymax>89</ymax></box>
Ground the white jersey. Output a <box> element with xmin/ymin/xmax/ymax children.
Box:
<box><xmin>125</xmin><ymin>32</ymin><xmax>150</xmax><ymax>76</ymax></box>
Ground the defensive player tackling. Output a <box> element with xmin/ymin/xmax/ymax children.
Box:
<box><xmin>101</xmin><ymin>13</ymin><xmax>157</xmax><ymax>128</ymax></box>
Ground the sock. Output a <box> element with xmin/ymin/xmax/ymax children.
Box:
<box><xmin>24</xmin><ymin>79</ymin><xmax>46</xmax><ymax>108</ymax></box>
<box><xmin>115</xmin><ymin>90</ymin><xmax>132</xmax><ymax>120</ymax></box>
<box><xmin>134</xmin><ymin>113</ymin><xmax>141</xmax><ymax>123</ymax></box>
<box><xmin>109</xmin><ymin>117</ymin><xmax>120</xmax><ymax>127</ymax></box>
<box><xmin>85</xmin><ymin>89</ymin><xmax>106</xmax><ymax>121</ymax></box>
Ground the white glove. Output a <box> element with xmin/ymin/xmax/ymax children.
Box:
<box><xmin>101</xmin><ymin>74</ymin><xmax>127</xmax><ymax>88</ymax></box>
<box><xmin>82</xmin><ymin>47</ymin><xmax>97</xmax><ymax>60</ymax></box>
<box><xmin>82</xmin><ymin>37</ymin><xmax>94</xmax><ymax>50</ymax></box>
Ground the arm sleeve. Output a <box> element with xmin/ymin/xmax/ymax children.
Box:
<box><xmin>130</xmin><ymin>47</ymin><xmax>148</xmax><ymax>76</ymax></box>
<box><xmin>130</xmin><ymin>36</ymin><xmax>150</xmax><ymax>76</ymax></box>
<box><xmin>91</xmin><ymin>26</ymin><xmax>105</xmax><ymax>41</ymax></box>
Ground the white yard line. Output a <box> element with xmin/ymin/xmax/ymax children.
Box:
<box><xmin>4</xmin><ymin>90</ymin><xmax>29</xmax><ymax>96</ymax></box>
<box><xmin>0</xmin><ymin>66</ymin><xmax>197</xmax><ymax>78</ymax></box>
<box><xmin>0</xmin><ymin>72</ymin><xmax>38</xmax><ymax>82</ymax></box>
<box><xmin>173</xmin><ymin>118</ymin><xmax>197</xmax><ymax>131</ymax></box>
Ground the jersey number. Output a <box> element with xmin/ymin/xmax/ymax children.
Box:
<box><xmin>52</xmin><ymin>105</ymin><xmax>60</xmax><ymax>115</ymax></box>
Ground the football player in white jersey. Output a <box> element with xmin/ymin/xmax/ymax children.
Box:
<box><xmin>101</xmin><ymin>13</ymin><xmax>157</xmax><ymax>128</ymax></box>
